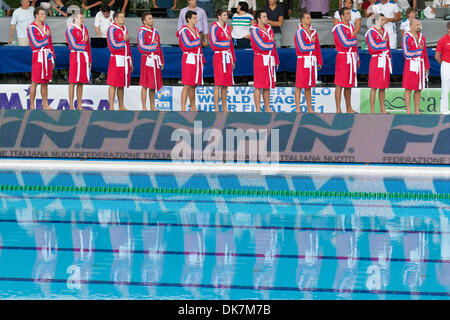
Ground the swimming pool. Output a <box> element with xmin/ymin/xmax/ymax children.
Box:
<box><xmin>0</xmin><ymin>162</ymin><xmax>448</xmax><ymax>300</ymax></box>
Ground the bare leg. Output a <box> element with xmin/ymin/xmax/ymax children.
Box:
<box><xmin>254</xmin><ymin>88</ymin><xmax>262</xmax><ymax>112</ymax></box>
<box><xmin>304</xmin><ymin>88</ymin><xmax>314</xmax><ymax>113</ymax></box>
<box><xmin>344</xmin><ymin>88</ymin><xmax>355</xmax><ymax>113</ymax></box>
<box><xmin>335</xmin><ymin>85</ymin><xmax>343</xmax><ymax>113</ymax></box>
<box><xmin>76</xmin><ymin>84</ymin><xmax>83</xmax><ymax>110</ymax></box>
<box><xmin>181</xmin><ymin>85</ymin><xmax>189</xmax><ymax>111</ymax></box>
<box><xmin>117</xmin><ymin>87</ymin><xmax>127</xmax><ymax>110</ymax></box>
<box><xmin>378</xmin><ymin>89</ymin><xmax>386</xmax><ymax>114</ymax></box>
<box><xmin>148</xmin><ymin>89</ymin><xmax>156</xmax><ymax>111</ymax></box>
<box><xmin>188</xmin><ymin>86</ymin><xmax>198</xmax><ymax>111</ymax></box>
<box><xmin>68</xmin><ymin>83</ymin><xmax>75</xmax><ymax>110</ymax></box>
<box><xmin>369</xmin><ymin>88</ymin><xmax>377</xmax><ymax>114</ymax></box>
<box><xmin>262</xmin><ymin>89</ymin><xmax>271</xmax><ymax>112</ymax></box>
<box><xmin>404</xmin><ymin>89</ymin><xmax>412</xmax><ymax>114</ymax></box>
<box><xmin>221</xmin><ymin>87</ymin><xmax>228</xmax><ymax>112</ymax></box>
<box><xmin>213</xmin><ymin>85</ymin><xmax>220</xmax><ymax>112</ymax></box>
<box><xmin>141</xmin><ymin>87</ymin><xmax>148</xmax><ymax>111</ymax></box>
<box><xmin>29</xmin><ymin>82</ymin><xmax>38</xmax><ymax>110</ymax></box>
<box><xmin>108</xmin><ymin>86</ymin><xmax>116</xmax><ymax>111</ymax></box>
<box><xmin>413</xmin><ymin>90</ymin><xmax>422</xmax><ymax>114</ymax></box>
<box><xmin>41</xmin><ymin>84</ymin><xmax>51</xmax><ymax>110</ymax></box>
<box><xmin>294</xmin><ymin>87</ymin><xmax>301</xmax><ymax>113</ymax></box>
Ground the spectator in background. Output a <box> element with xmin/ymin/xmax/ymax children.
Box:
<box><xmin>334</xmin><ymin>0</ymin><xmax>361</xmax><ymax>35</ymax></box>
<box><xmin>178</xmin><ymin>0</ymin><xmax>209</xmax><ymax>47</ymax></box>
<box><xmin>231</xmin><ymin>1</ymin><xmax>253</xmax><ymax>48</ymax></box>
<box><xmin>363</xmin><ymin>0</ymin><xmax>376</xmax><ymax>17</ymax></box>
<box><xmin>400</xmin><ymin>7</ymin><xmax>415</xmax><ymax>37</ymax></box>
<box><xmin>340</xmin><ymin>0</ymin><xmax>362</xmax><ymax>10</ymax></box>
<box><xmin>8</xmin><ymin>0</ymin><xmax>34</xmax><ymax>45</ymax></box>
<box><xmin>412</xmin><ymin>0</ymin><xmax>426</xmax><ymax>11</ymax></box>
<box><xmin>431</xmin><ymin>0</ymin><xmax>450</xmax><ymax>14</ymax></box>
<box><xmin>279</xmin><ymin>0</ymin><xmax>293</xmax><ymax>19</ymax></box>
<box><xmin>52</xmin><ymin>0</ymin><xmax>67</xmax><ymax>16</ymax></box>
<box><xmin>262</xmin><ymin>0</ymin><xmax>284</xmax><ymax>48</ymax></box>
<box><xmin>152</xmin><ymin>0</ymin><xmax>177</xmax><ymax>18</ymax></box>
<box><xmin>372</xmin><ymin>0</ymin><xmax>401</xmax><ymax>49</ymax></box>
<box><xmin>228</xmin><ymin>0</ymin><xmax>256</xmax><ymax>15</ymax></box>
<box><xmin>110</xmin><ymin>0</ymin><xmax>130</xmax><ymax>16</ymax></box>
<box><xmin>304</xmin><ymin>0</ymin><xmax>332</xmax><ymax>17</ymax></box>
<box><xmin>0</xmin><ymin>0</ymin><xmax>12</xmax><ymax>16</ymax></box>
<box><xmin>197</xmin><ymin>0</ymin><xmax>214</xmax><ymax>17</ymax></box>
<box><xmin>396</xmin><ymin>0</ymin><xmax>410</xmax><ymax>11</ymax></box>
<box><xmin>94</xmin><ymin>3</ymin><xmax>114</xmax><ymax>37</ymax></box>
<box><xmin>81</xmin><ymin>0</ymin><xmax>105</xmax><ymax>17</ymax></box>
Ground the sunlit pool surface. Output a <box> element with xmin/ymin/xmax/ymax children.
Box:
<box><xmin>0</xmin><ymin>168</ymin><xmax>448</xmax><ymax>300</ymax></box>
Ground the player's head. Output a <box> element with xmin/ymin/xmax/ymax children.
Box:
<box><xmin>237</xmin><ymin>1</ymin><xmax>249</xmax><ymax>13</ymax></box>
<box><xmin>405</xmin><ymin>7</ymin><xmax>416</xmax><ymax>20</ymax></box>
<box><xmin>339</xmin><ymin>7</ymin><xmax>351</xmax><ymax>23</ymax></box>
<box><xmin>141</xmin><ymin>12</ymin><xmax>153</xmax><ymax>27</ymax></box>
<box><xmin>21</xmin><ymin>0</ymin><xmax>30</xmax><ymax>9</ymax></box>
<box><xmin>101</xmin><ymin>3</ymin><xmax>111</xmax><ymax>18</ymax></box>
<box><xmin>374</xmin><ymin>13</ymin><xmax>386</xmax><ymax>28</ymax></box>
<box><xmin>187</xmin><ymin>0</ymin><xmax>197</xmax><ymax>8</ymax></box>
<box><xmin>255</xmin><ymin>10</ymin><xmax>268</xmax><ymax>25</ymax></box>
<box><xmin>186</xmin><ymin>10</ymin><xmax>198</xmax><ymax>26</ymax></box>
<box><xmin>410</xmin><ymin>19</ymin><xmax>421</xmax><ymax>33</ymax></box>
<box><xmin>447</xmin><ymin>21</ymin><xmax>450</xmax><ymax>32</ymax></box>
<box><xmin>268</xmin><ymin>0</ymin><xmax>277</xmax><ymax>5</ymax></box>
<box><xmin>113</xmin><ymin>11</ymin><xmax>125</xmax><ymax>25</ymax></box>
<box><xmin>73</xmin><ymin>11</ymin><xmax>85</xmax><ymax>26</ymax></box>
<box><xmin>34</xmin><ymin>7</ymin><xmax>46</xmax><ymax>22</ymax></box>
<box><xmin>216</xmin><ymin>8</ymin><xmax>228</xmax><ymax>22</ymax></box>
<box><xmin>343</xmin><ymin>0</ymin><xmax>353</xmax><ymax>9</ymax></box>
<box><xmin>299</xmin><ymin>12</ymin><xmax>311</xmax><ymax>26</ymax></box>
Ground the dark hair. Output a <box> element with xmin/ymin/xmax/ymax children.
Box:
<box><xmin>405</xmin><ymin>7</ymin><xmax>416</xmax><ymax>16</ymax></box>
<box><xmin>339</xmin><ymin>7</ymin><xmax>350</xmax><ymax>18</ymax></box>
<box><xmin>343</xmin><ymin>0</ymin><xmax>354</xmax><ymax>7</ymax></box>
<box><xmin>101</xmin><ymin>3</ymin><xmax>110</xmax><ymax>12</ymax></box>
<box><xmin>113</xmin><ymin>11</ymin><xmax>123</xmax><ymax>20</ymax></box>
<box><xmin>185</xmin><ymin>10</ymin><xmax>197</xmax><ymax>22</ymax></box>
<box><xmin>141</xmin><ymin>12</ymin><xmax>152</xmax><ymax>23</ymax></box>
<box><xmin>238</xmin><ymin>1</ymin><xmax>249</xmax><ymax>13</ymax></box>
<box><xmin>254</xmin><ymin>10</ymin><xmax>265</xmax><ymax>21</ymax></box>
<box><xmin>215</xmin><ymin>8</ymin><xmax>226</xmax><ymax>19</ymax></box>
<box><xmin>299</xmin><ymin>11</ymin><xmax>310</xmax><ymax>22</ymax></box>
<box><xmin>33</xmin><ymin>6</ymin><xmax>44</xmax><ymax>18</ymax></box>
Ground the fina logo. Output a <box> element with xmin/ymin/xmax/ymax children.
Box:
<box><xmin>383</xmin><ymin>115</ymin><xmax>450</xmax><ymax>154</ymax></box>
<box><xmin>291</xmin><ymin>114</ymin><xmax>354</xmax><ymax>153</ymax></box>
<box><xmin>156</xmin><ymin>87</ymin><xmax>173</xmax><ymax>111</ymax></box>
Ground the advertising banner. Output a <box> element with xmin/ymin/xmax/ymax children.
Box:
<box><xmin>0</xmin><ymin>110</ymin><xmax>448</xmax><ymax>164</ymax></box>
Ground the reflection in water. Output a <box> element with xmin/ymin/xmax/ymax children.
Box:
<box><xmin>401</xmin><ymin>217</ymin><xmax>429</xmax><ymax>300</ymax></box>
<box><xmin>253</xmin><ymin>215</ymin><xmax>280</xmax><ymax>300</ymax></box>
<box><xmin>109</xmin><ymin>211</ymin><xmax>134</xmax><ymax>299</ymax></box>
<box><xmin>295</xmin><ymin>215</ymin><xmax>322</xmax><ymax>300</ymax></box>
<box><xmin>211</xmin><ymin>213</ymin><xmax>236</xmax><ymax>300</ymax></box>
<box><xmin>67</xmin><ymin>210</ymin><xmax>95</xmax><ymax>298</ymax></box>
<box><xmin>436</xmin><ymin>215</ymin><xmax>450</xmax><ymax>291</ymax></box>
<box><xmin>32</xmin><ymin>211</ymin><xmax>58</xmax><ymax>298</ymax></box>
<box><xmin>141</xmin><ymin>211</ymin><xmax>166</xmax><ymax>297</ymax></box>
<box><xmin>333</xmin><ymin>215</ymin><xmax>360</xmax><ymax>300</ymax></box>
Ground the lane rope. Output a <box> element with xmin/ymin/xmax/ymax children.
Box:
<box><xmin>0</xmin><ymin>184</ymin><xmax>448</xmax><ymax>200</ymax></box>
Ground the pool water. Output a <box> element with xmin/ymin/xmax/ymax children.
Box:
<box><xmin>0</xmin><ymin>169</ymin><xmax>448</xmax><ymax>300</ymax></box>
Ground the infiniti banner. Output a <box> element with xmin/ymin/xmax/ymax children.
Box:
<box><xmin>0</xmin><ymin>110</ymin><xmax>448</xmax><ymax>164</ymax></box>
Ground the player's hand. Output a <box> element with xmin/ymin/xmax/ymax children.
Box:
<box><xmin>171</xmin><ymin>5</ymin><xmax>176</xmax><ymax>9</ymax></box>
<box><xmin>89</xmin><ymin>62</ymin><xmax>92</xmax><ymax>70</ymax></box>
<box><xmin>8</xmin><ymin>39</ymin><xmax>12</xmax><ymax>44</ymax></box>
<box><xmin>202</xmin><ymin>39</ymin><xmax>208</xmax><ymax>47</ymax></box>
<box><xmin>154</xmin><ymin>4</ymin><xmax>159</xmax><ymax>8</ymax></box>
<box><xmin>124</xmin><ymin>34</ymin><xmax>129</xmax><ymax>42</ymax></box>
<box><xmin>276</xmin><ymin>64</ymin><xmax>279</xmax><ymax>70</ymax></box>
<box><xmin>161</xmin><ymin>64</ymin><xmax>164</xmax><ymax>70</ymax></box>
<box><xmin>358</xmin><ymin>61</ymin><xmax>360</xmax><ymax>68</ymax></box>
<box><xmin>232</xmin><ymin>61</ymin><xmax>235</xmax><ymax>70</ymax></box>
<box><xmin>130</xmin><ymin>64</ymin><xmax>133</xmax><ymax>73</ymax></box>
<box><xmin>318</xmin><ymin>64</ymin><xmax>322</xmax><ymax>70</ymax></box>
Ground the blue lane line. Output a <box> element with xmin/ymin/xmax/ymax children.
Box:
<box><xmin>0</xmin><ymin>219</ymin><xmax>446</xmax><ymax>235</ymax></box>
<box><xmin>0</xmin><ymin>277</ymin><xmax>448</xmax><ymax>297</ymax></box>
<box><xmin>0</xmin><ymin>246</ymin><xmax>448</xmax><ymax>264</ymax></box>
